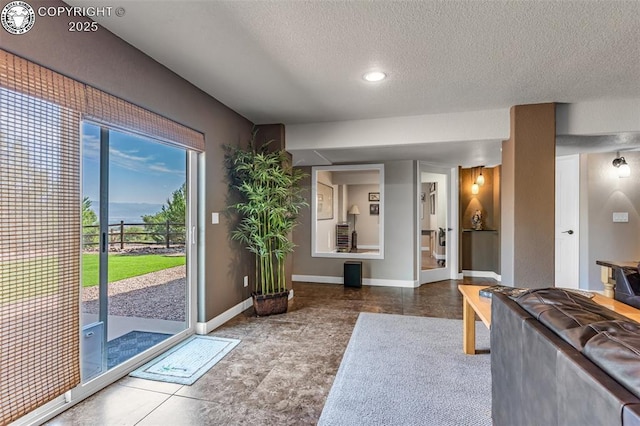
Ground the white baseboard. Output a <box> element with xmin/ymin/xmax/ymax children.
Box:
<box><xmin>462</xmin><ymin>270</ymin><xmax>501</xmax><ymax>281</ymax></box>
<box><xmin>196</xmin><ymin>297</ymin><xmax>253</xmax><ymax>335</ymax></box>
<box><xmin>292</xmin><ymin>274</ymin><xmax>419</xmax><ymax>288</ymax></box>
<box><xmin>196</xmin><ymin>289</ymin><xmax>295</xmax><ymax>335</ymax></box>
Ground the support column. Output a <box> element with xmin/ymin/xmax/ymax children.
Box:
<box><xmin>501</xmin><ymin>104</ymin><xmax>556</xmax><ymax>288</ymax></box>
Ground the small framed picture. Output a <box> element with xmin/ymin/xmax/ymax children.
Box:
<box><xmin>368</xmin><ymin>192</ymin><xmax>380</xmax><ymax>202</ymax></box>
<box><xmin>370</xmin><ymin>203</ymin><xmax>379</xmax><ymax>215</ymax></box>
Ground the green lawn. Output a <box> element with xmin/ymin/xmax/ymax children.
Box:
<box><xmin>82</xmin><ymin>254</ymin><xmax>186</xmax><ymax>287</ymax></box>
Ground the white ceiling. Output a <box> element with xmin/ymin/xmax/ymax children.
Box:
<box><xmin>73</xmin><ymin>0</ymin><xmax>640</xmax><ymax>164</ymax></box>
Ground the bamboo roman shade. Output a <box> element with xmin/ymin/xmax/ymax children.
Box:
<box><xmin>0</xmin><ymin>56</ymin><xmax>82</xmax><ymax>424</ymax></box>
<box><xmin>0</xmin><ymin>49</ymin><xmax>203</xmax><ymax>423</ymax></box>
<box><xmin>0</xmin><ymin>50</ymin><xmax>205</xmax><ymax>153</ymax></box>
<box><xmin>85</xmin><ymin>87</ymin><xmax>205</xmax><ymax>151</ymax></box>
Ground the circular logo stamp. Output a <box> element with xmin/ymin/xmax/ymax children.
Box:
<box><xmin>1</xmin><ymin>1</ymin><xmax>35</xmax><ymax>35</ymax></box>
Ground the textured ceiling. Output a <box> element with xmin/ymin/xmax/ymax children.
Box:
<box><xmin>69</xmin><ymin>1</ymin><xmax>640</xmax><ymax>165</ymax></box>
<box><xmin>74</xmin><ymin>1</ymin><xmax>640</xmax><ymax>125</ymax></box>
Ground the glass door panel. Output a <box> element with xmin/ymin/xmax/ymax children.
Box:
<box><xmin>81</xmin><ymin>122</ymin><xmax>188</xmax><ymax>381</ymax></box>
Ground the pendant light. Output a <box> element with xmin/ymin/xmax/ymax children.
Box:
<box><xmin>476</xmin><ymin>166</ymin><xmax>485</xmax><ymax>186</ymax></box>
<box><xmin>471</xmin><ymin>167</ymin><xmax>479</xmax><ymax>194</ymax></box>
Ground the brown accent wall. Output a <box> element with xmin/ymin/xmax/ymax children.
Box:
<box><xmin>501</xmin><ymin>103</ymin><xmax>556</xmax><ymax>288</ymax></box>
<box><xmin>254</xmin><ymin>124</ymin><xmax>294</xmax><ymax>290</ymax></box>
<box><xmin>2</xmin><ymin>0</ymin><xmax>254</xmax><ymax>321</ymax></box>
<box><xmin>459</xmin><ymin>166</ymin><xmax>501</xmax><ymax>274</ymax></box>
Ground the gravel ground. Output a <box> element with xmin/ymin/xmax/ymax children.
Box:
<box><xmin>82</xmin><ymin>265</ymin><xmax>186</xmax><ymax>322</ymax></box>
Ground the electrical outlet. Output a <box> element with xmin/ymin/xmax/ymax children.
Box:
<box><xmin>243</xmin><ymin>276</ymin><xmax>248</xmax><ymax>287</ymax></box>
<box><xmin>211</xmin><ymin>212</ymin><xmax>219</xmax><ymax>224</ymax></box>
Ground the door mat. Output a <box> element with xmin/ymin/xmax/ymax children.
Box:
<box><xmin>129</xmin><ymin>335</ymin><xmax>240</xmax><ymax>385</ymax></box>
<box><xmin>107</xmin><ymin>330</ymin><xmax>171</xmax><ymax>369</ymax></box>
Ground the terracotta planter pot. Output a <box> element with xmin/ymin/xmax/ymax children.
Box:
<box><xmin>252</xmin><ymin>290</ymin><xmax>289</xmax><ymax>316</ymax></box>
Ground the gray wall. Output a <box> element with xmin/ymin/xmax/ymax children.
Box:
<box><xmin>3</xmin><ymin>0</ymin><xmax>254</xmax><ymax>321</ymax></box>
<box><xmin>586</xmin><ymin>151</ymin><xmax>640</xmax><ymax>289</ymax></box>
<box><xmin>293</xmin><ymin>161</ymin><xmax>417</xmax><ymax>282</ymax></box>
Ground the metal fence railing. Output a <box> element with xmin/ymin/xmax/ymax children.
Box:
<box><xmin>82</xmin><ymin>221</ymin><xmax>186</xmax><ymax>249</ymax></box>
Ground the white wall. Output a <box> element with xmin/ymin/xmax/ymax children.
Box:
<box><xmin>557</xmin><ymin>100</ymin><xmax>640</xmax><ymax>135</ymax></box>
<box><xmin>286</xmin><ymin>108</ymin><xmax>510</xmax><ymax>150</ymax></box>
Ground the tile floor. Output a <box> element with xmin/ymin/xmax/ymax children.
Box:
<box><xmin>47</xmin><ymin>278</ymin><xmax>493</xmax><ymax>425</ymax></box>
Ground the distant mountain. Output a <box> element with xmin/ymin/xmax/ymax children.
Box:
<box><xmin>88</xmin><ymin>201</ymin><xmax>164</xmax><ymax>224</ymax></box>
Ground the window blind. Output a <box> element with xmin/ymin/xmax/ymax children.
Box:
<box><xmin>0</xmin><ymin>65</ymin><xmax>82</xmax><ymax>424</ymax></box>
<box><xmin>0</xmin><ymin>49</ymin><xmax>204</xmax><ymax>423</ymax></box>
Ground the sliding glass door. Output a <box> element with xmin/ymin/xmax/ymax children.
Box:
<box><xmin>81</xmin><ymin>121</ymin><xmax>194</xmax><ymax>382</ymax></box>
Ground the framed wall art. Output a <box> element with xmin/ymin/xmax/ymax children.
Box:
<box><xmin>317</xmin><ymin>182</ymin><xmax>333</xmax><ymax>220</ymax></box>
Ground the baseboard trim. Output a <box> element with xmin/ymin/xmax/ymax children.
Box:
<box><xmin>462</xmin><ymin>270</ymin><xmax>501</xmax><ymax>281</ymax></box>
<box><xmin>292</xmin><ymin>274</ymin><xmax>418</xmax><ymax>288</ymax></box>
<box><xmin>196</xmin><ymin>289</ymin><xmax>296</xmax><ymax>335</ymax></box>
<box><xmin>196</xmin><ymin>297</ymin><xmax>253</xmax><ymax>335</ymax></box>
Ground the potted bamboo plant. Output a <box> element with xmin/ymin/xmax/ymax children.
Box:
<box><xmin>225</xmin><ymin>132</ymin><xmax>307</xmax><ymax>316</ymax></box>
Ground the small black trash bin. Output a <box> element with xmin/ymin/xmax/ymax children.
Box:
<box><xmin>344</xmin><ymin>261</ymin><xmax>362</xmax><ymax>288</ymax></box>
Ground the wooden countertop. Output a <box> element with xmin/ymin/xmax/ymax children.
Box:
<box><xmin>596</xmin><ymin>260</ymin><xmax>639</xmax><ymax>272</ymax></box>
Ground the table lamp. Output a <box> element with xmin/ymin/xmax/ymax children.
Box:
<box><xmin>349</xmin><ymin>204</ymin><xmax>360</xmax><ymax>252</ymax></box>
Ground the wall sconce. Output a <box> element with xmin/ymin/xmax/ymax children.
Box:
<box><xmin>612</xmin><ymin>152</ymin><xmax>631</xmax><ymax>178</ymax></box>
<box><xmin>348</xmin><ymin>204</ymin><xmax>360</xmax><ymax>252</ymax></box>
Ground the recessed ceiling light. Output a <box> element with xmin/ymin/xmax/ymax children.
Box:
<box><xmin>363</xmin><ymin>71</ymin><xmax>386</xmax><ymax>82</ymax></box>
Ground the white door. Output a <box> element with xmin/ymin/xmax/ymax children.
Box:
<box><xmin>418</xmin><ymin>163</ymin><xmax>455</xmax><ymax>284</ymax></box>
<box><xmin>555</xmin><ymin>155</ymin><xmax>580</xmax><ymax>289</ymax></box>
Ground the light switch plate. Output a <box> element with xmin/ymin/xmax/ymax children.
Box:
<box><xmin>211</xmin><ymin>212</ymin><xmax>219</xmax><ymax>224</ymax></box>
<box><xmin>613</xmin><ymin>212</ymin><xmax>629</xmax><ymax>223</ymax></box>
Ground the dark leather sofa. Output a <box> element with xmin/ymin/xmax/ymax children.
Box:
<box><xmin>491</xmin><ymin>288</ymin><xmax>640</xmax><ymax>426</ymax></box>
<box><xmin>615</xmin><ymin>265</ymin><xmax>640</xmax><ymax>309</ymax></box>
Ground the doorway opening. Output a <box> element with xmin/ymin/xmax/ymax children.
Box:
<box><xmin>418</xmin><ymin>163</ymin><xmax>454</xmax><ymax>284</ymax></box>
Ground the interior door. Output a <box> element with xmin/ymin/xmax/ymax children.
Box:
<box><xmin>418</xmin><ymin>163</ymin><xmax>454</xmax><ymax>284</ymax></box>
<box><xmin>555</xmin><ymin>155</ymin><xmax>580</xmax><ymax>289</ymax></box>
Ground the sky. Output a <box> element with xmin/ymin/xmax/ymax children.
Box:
<box><xmin>82</xmin><ymin>122</ymin><xmax>186</xmax><ymax>213</ymax></box>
